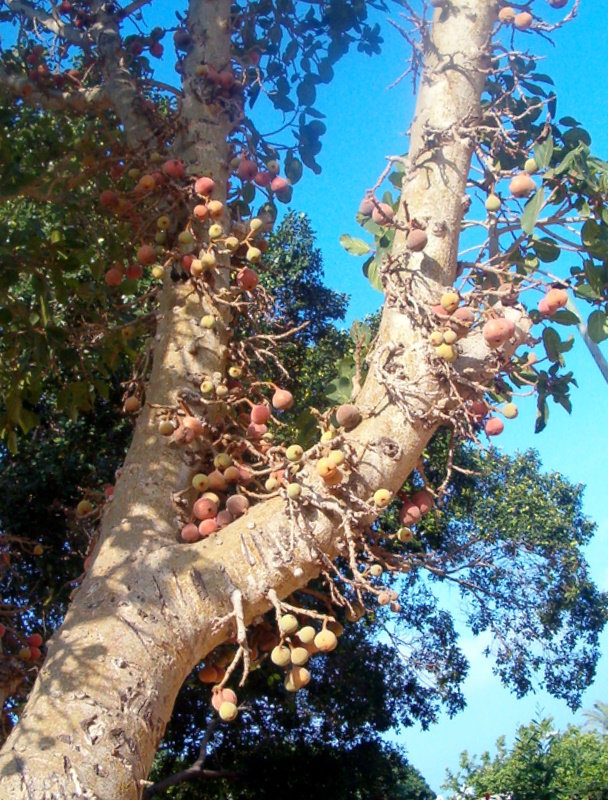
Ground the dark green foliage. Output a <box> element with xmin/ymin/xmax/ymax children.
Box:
<box><xmin>408</xmin><ymin>443</ymin><xmax>608</xmax><ymax>709</ymax></box>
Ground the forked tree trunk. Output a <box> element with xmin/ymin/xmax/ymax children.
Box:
<box><xmin>0</xmin><ymin>2</ymin><xmax>498</xmax><ymax>797</ymax></box>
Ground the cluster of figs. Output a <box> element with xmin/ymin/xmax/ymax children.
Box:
<box><xmin>198</xmin><ymin>617</ymin><xmax>341</xmax><ymax>721</ymax></box>
<box><xmin>99</xmin><ymin>150</ymin><xmax>291</xmax><ymax>291</ymax></box>
<box><xmin>498</xmin><ymin>0</ymin><xmax>569</xmax><ymax>30</ymax></box>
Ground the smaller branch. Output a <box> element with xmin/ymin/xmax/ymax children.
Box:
<box><xmin>6</xmin><ymin>0</ymin><xmax>90</xmax><ymax>47</ymax></box>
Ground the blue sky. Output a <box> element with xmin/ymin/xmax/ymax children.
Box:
<box><xmin>132</xmin><ymin>0</ymin><xmax>608</xmax><ymax>790</ymax></box>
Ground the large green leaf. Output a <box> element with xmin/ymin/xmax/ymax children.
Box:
<box><xmin>520</xmin><ymin>188</ymin><xmax>545</xmax><ymax>235</ymax></box>
<box><xmin>587</xmin><ymin>310</ymin><xmax>608</xmax><ymax>343</ymax></box>
<box><xmin>339</xmin><ymin>234</ymin><xmax>371</xmax><ymax>256</ymax></box>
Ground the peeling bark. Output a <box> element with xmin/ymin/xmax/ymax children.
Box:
<box><xmin>0</xmin><ymin>2</ymin><xmax>501</xmax><ymax>797</ymax></box>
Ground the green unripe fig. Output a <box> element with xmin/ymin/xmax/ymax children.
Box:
<box><xmin>524</xmin><ymin>158</ymin><xmax>538</xmax><ymax>174</ymax></box>
<box><xmin>249</xmin><ymin>217</ymin><xmax>264</xmax><ymax>232</ymax></box>
<box><xmin>200</xmin><ymin>380</ymin><xmax>214</xmax><ymax>395</ymax></box>
<box><xmin>286</xmin><ymin>444</ymin><xmax>303</xmax><ymax>462</ymax></box>
<box><xmin>435</xmin><ymin>343</ymin><xmax>457</xmax><ymax>361</ymax></box>
<box><xmin>265</xmin><ymin>477</ymin><xmax>280</xmax><ymax>492</ymax></box>
<box><xmin>429</xmin><ymin>331</ymin><xmax>443</xmax><ymax>346</ymax></box>
<box><xmin>158</xmin><ymin>420</ymin><xmax>175</xmax><ymax>436</ymax></box>
<box><xmin>218</xmin><ymin>701</ymin><xmax>238</xmax><ymax>721</ymax></box>
<box><xmin>374</xmin><ymin>488</ymin><xmax>392</xmax><ymax>508</ymax></box>
<box><xmin>246</xmin><ymin>246</ymin><xmax>262</xmax><ymax>263</ymax></box>
<box><xmin>286</xmin><ymin>483</ymin><xmax>302</xmax><ymax>499</ymax></box>
<box><xmin>328</xmin><ymin>449</ymin><xmax>345</xmax><ymax>466</ymax></box>
<box><xmin>208</xmin><ymin>223</ymin><xmax>223</xmax><ymax>239</ymax></box>
<box><xmin>370</xmin><ymin>564</ymin><xmax>383</xmax><ymax>577</ymax></box>
<box><xmin>157</xmin><ymin>215</ymin><xmax>170</xmax><ymax>230</ymax></box>
<box><xmin>76</xmin><ymin>499</ymin><xmax>94</xmax><ymax>517</ymax></box>
<box><xmin>440</xmin><ymin>291</ymin><xmax>460</xmax><ymax>313</ymax></box>
<box><xmin>192</xmin><ymin>473</ymin><xmax>209</xmax><ymax>492</ymax></box>
<box><xmin>397</xmin><ymin>527</ymin><xmax>413</xmax><ymax>543</ymax></box>
<box><xmin>201</xmin><ymin>315</ymin><xmax>216</xmax><ymax>329</ymax></box>
<box><xmin>442</xmin><ymin>329</ymin><xmax>458</xmax><ymax>345</ymax></box>
<box><xmin>502</xmin><ymin>402</ymin><xmax>518</xmax><ymax>419</ymax></box>
<box><xmin>225</xmin><ymin>235</ymin><xmax>240</xmax><ymax>251</ymax></box>
<box><xmin>485</xmin><ymin>194</ymin><xmax>502</xmax><ymax>212</ymax></box>
<box><xmin>178</xmin><ymin>230</ymin><xmax>194</xmax><ymax>246</ymax></box>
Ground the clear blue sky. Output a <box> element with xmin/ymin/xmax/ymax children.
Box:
<box><xmin>140</xmin><ymin>0</ymin><xmax>608</xmax><ymax>790</ymax></box>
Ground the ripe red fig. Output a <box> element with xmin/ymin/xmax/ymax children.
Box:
<box><xmin>182</xmin><ymin>416</ymin><xmax>204</xmax><ymax>437</ymax></box>
<box><xmin>371</xmin><ymin>202</ymin><xmax>394</xmax><ymax>225</ymax></box>
<box><xmin>406</xmin><ymin>229</ymin><xmax>428</xmax><ymax>252</ymax></box>
<box><xmin>27</xmin><ymin>633</ymin><xmax>43</xmax><ymax>648</ymax></box>
<box><xmin>162</xmin><ymin>159</ymin><xmax>185</xmax><ymax>180</ymax></box>
<box><xmin>226</xmin><ymin>494</ymin><xmax>249</xmax><ymax>518</ymax></box>
<box><xmin>270</xmin><ymin>176</ymin><xmax>289</xmax><ymax>193</ymax></box>
<box><xmin>485</xmin><ymin>417</ymin><xmax>504</xmax><ymax>436</ymax></box>
<box><xmin>483</xmin><ymin>318</ymin><xmax>515</xmax><ymax>349</ymax></box>
<box><xmin>105</xmin><ymin>268</ymin><xmax>123</xmax><ymax>287</ymax></box>
<box><xmin>411</xmin><ymin>489</ymin><xmax>434</xmax><ymax>515</ymax></box>
<box><xmin>100</xmin><ymin>189</ymin><xmax>118</xmax><ymax>208</ymax></box>
<box><xmin>514</xmin><ymin>11</ymin><xmax>533</xmax><ymax>29</ymax></box>
<box><xmin>251</xmin><ymin>404</ymin><xmax>271</xmax><ymax>424</ymax></box>
<box><xmin>359</xmin><ymin>196</ymin><xmax>375</xmax><ymax>216</ymax></box>
<box><xmin>137</xmin><ymin>244</ymin><xmax>156</xmax><ymax>265</ymax></box>
<box><xmin>509</xmin><ymin>173</ymin><xmax>536</xmax><ymax>198</ymax></box>
<box><xmin>544</xmin><ymin>288</ymin><xmax>568</xmax><ymax>313</ymax></box>
<box><xmin>272</xmin><ymin>388</ymin><xmax>294</xmax><ymax>410</ymax></box>
<box><xmin>254</xmin><ymin>171</ymin><xmax>272</xmax><ymax>187</ymax></box>
<box><xmin>126</xmin><ymin>263</ymin><xmax>143</xmax><ymax>280</ymax></box>
<box><xmin>193</xmin><ymin>498</ymin><xmax>218</xmax><ymax>520</ymax></box>
<box><xmin>198</xmin><ymin>518</ymin><xmax>218</xmax><ymax>537</ymax></box>
<box><xmin>247</xmin><ymin>422</ymin><xmax>267</xmax><ymax>439</ymax></box>
<box><xmin>181</xmin><ymin>523</ymin><xmax>200</xmax><ymax>543</ymax></box>
<box><xmin>548</xmin><ymin>0</ymin><xmax>568</xmax><ymax>7</ymax></box>
<box><xmin>237</xmin><ymin>267</ymin><xmax>259</xmax><ymax>291</ymax></box>
<box><xmin>194</xmin><ymin>176</ymin><xmax>215</xmax><ymax>196</ymax></box>
<box><xmin>336</xmin><ymin>403</ymin><xmax>361</xmax><ymax>431</ymax></box>
<box><xmin>400</xmin><ymin>500</ymin><xmax>422</xmax><ymax>526</ymax></box>
<box><xmin>468</xmin><ymin>400</ymin><xmax>488</xmax><ymax>421</ymax></box>
<box><xmin>237</xmin><ymin>159</ymin><xmax>257</xmax><ymax>181</ymax></box>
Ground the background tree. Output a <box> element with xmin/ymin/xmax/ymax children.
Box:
<box><xmin>0</xmin><ymin>1</ymin><xmax>606</xmax><ymax>798</ymax></box>
<box><xmin>444</xmin><ymin>715</ymin><xmax>608</xmax><ymax>800</ymax></box>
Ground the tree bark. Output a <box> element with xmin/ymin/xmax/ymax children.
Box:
<box><xmin>0</xmin><ymin>2</ymin><xmax>499</xmax><ymax>797</ymax></box>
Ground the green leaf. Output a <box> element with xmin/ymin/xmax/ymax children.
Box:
<box><xmin>534</xmin><ymin>136</ymin><xmax>554</xmax><ymax>169</ymax></box>
<box><xmin>542</xmin><ymin>327</ymin><xmax>561</xmax><ymax>363</ymax></box>
<box><xmin>532</xmin><ymin>236</ymin><xmax>560</xmax><ymax>263</ymax></box>
<box><xmin>575</xmin><ymin>283</ymin><xmax>601</xmax><ymax>301</ymax></box>
<box><xmin>363</xmin><ymin>256</ymin><xmax>383</xmax><ymax>293</ymax></box>
<box><xmin>339</xmin><ymin>234</ymin><xmax>371</xmax><ymax>256</ymax></box>
<box><xmin>551</xmin><ymin>309</ymin><xmax>579</xmax><ymax>327</ymax></box>
<box><xmin>587</xmin><ymin>310</ymin><xmax>608</xmax><ymax>343</ymax></box>
<box><xmin>284</xmin><ymin>156</ymin><xmax>303</xmax><ymax>185</ymax></box>
<box><xmin>535</xmin><ymin>396</ymin><xmax>549</xmax><ymax>433</ymax></box>
<box><xmin>520</xmin><ymin>188</ymin><xmax>545</xmax><ymax>235</ymax></box>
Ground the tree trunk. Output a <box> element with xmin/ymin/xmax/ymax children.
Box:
<box><xmin>0</xmin><ymin>2</ymin><xmax>499</xmax><ymax>797</ymax></box>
